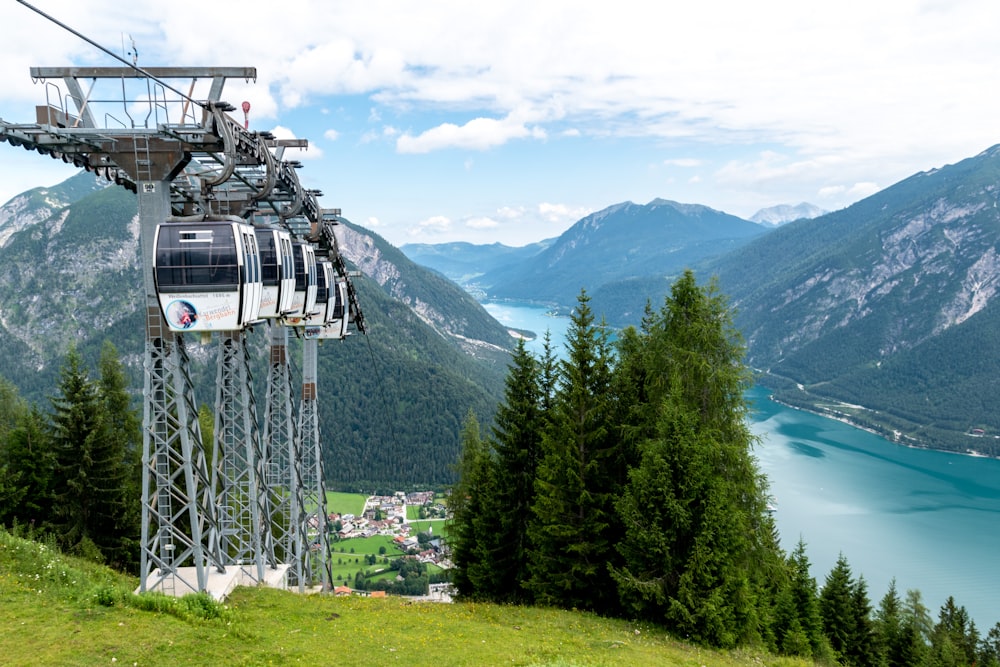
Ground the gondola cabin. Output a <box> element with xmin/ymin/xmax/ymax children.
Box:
<box><xmin>304</xmin><ymin>277</ymin><xmax>350</xmax><ymax>340</ymax></box>
<box><xmin>254</xmin><ymin>225</ymin><xmax>296</xmax><ymax>319</ymax></box>
<box><xmin>153</xmin><ymin>217</ymin><xmax>263</xmax><ymax>333</ymax></box>
<box><xmin>282</xmin><ymin>240</ymin><xmax>318</xmax><ymax>325</ymax></box>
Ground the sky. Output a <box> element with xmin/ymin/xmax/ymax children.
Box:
<box><xmin>1</xmin><ymin>0</ymin><xmax>999</xmax><ymax>247</ymax></box>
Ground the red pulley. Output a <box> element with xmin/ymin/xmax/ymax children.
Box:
<box><xmin>242</xmin><ymin>101</ymin><xmax>251</xmax><ymax>129</ymax></box>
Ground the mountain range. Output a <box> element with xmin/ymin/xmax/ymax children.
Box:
<box><xmin>6</xmin><ymin>141</ymin><xmax>1000</xmax><ymax>475</ymax></box>
<box><xmin>399</xmin><ymin>146</ymin><xmax>1000</xmax><ymax>455</ymax></box>
<box><xmin>0</xmin><ymin>173</ymin><xmax>513</xmax><ymax>488</ymax></box>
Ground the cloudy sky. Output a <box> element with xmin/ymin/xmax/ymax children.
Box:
<box><xmin>1</xmin><ymin>0</ymin><xmax>998</xmax><ymax>246</ymax></box>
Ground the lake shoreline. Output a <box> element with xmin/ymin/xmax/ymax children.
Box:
<box><xmin>759</xmin><ymin>388</ymin><xmax>1000</xmax><ymax>463</ymax></box>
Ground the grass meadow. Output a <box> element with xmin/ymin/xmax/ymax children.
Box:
<box><xmin>0</xmin><ymin>528</ymin><xmax>814</xmax><ymax>667</ymax></box>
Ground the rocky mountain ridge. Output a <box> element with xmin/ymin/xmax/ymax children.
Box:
<box><xmin>0</xmin><ymin>171</ymin><xmax>512</xmax><ymax>486</ymax></box>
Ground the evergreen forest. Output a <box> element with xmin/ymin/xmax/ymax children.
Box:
<box><xmin>0</xmin><ymin>341</ymin><xmax>141</xmax><ymax>571</ymax></box>
<box><xmin>449</xmin><ymin>270</ymin><xmax>1000</xmax><ymax>666</ymax></box>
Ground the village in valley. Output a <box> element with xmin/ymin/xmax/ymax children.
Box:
<box><xmin>325</xmin><ymin>491</ymin><xmax>454</xmax><ymax>600</ymax></box>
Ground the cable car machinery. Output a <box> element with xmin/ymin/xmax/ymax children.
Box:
<box><xmin>0</xmin><ymin>1</ymin><xmax>366</xmax><ymax>596</ymax></box>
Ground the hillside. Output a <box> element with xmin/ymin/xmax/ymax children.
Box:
<box><xmin>707</xmin><ymin>144</ymin><xmax>1000</xmax><ymax>452</ymax></box>
<box><xmin>0</xmin><ymin>172</ymin><xmax>514</xmax><ymax>487</ymax></box>
<box><xmin>478</xmin><ymin>199</ymin><xmax>768</xmax><ymax>309</ymax></box>
<box><xmin>0</xmin><ymin>528</ymin><xmax>810</xmax><ymax>667</ymax></box>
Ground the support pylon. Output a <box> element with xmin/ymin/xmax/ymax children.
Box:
<box><xmin>262</xmin><ymin>321</ymin><xmax>303</xmax><ymax>586</ymax></box>
<box><xmin>212</xmin><ymin>330</ymin><xmax>269</xmax><ymax>583</ymax></box>
<box><xmin>139</xmin><ymin>309</ymin><xmax>225</xmax><ymax>593</ymax></box>
<box><xmin>298</xmin><ymin>338</ymin><xmax>331</xmax><ymax>591</ymax></box>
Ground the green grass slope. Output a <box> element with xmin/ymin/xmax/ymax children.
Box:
<box><xmin>0</xmin><ymin>529</ymin><xmax>811</xmax><ymax>667</ymax></box>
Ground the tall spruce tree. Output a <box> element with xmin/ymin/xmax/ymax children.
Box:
<box><xmin>449</xmin><ymin>410</ymin><xmax>502</xmax><ymax>599</ymax></box>
<box><xmin>0</xmin><ymin>377</ymin><xmax>26</xmax><ymax>444</ymax></box>
<box><xmin>488</xmin><ymin>339</ymin><xmax>543</xmax><ymax>604</ymax></box>
<box><xmin>849</xmin><ymin>575</ymin><xmax>878</xmax><ymax>667</ymax></box>
<box><xmin>930</xmin><ymin>596</ymin><xmax>979</xmax><ymax>667</ymax></box>
<box><xmin>876</xmin><ymin>579</ymin><xmax>928</xmax><ymax>667</ymax></box>
<box><xmin>96</xmin><ymin>341</ymin><xmax>142</xmax><ymax>569</ymax></box>
<box><xmin>818</xmin><ymin>554</ymin><xmax>879</xmax><ymax>666</ymax></box>
<box><xmin>0</xmin><ymin>406</ymin><xmax>54</xmax><ymax>529</ymax></box>
<box><xmin>611</xmin><ymin>271</ymin><xmax>778</xmax><ymax>647</ymax></box>
<box><xmin>527</xmin><ymin>290</ymin><xmax>619</xmax><ymax>614</ymax></box>
<box><xmin>49</xmin><ymin>345</ymin><xmax>134</xmax><ymax>565</ymax></box>
<box><xmin>776</xmin><ymin>539</ymin><xmax>830</xmax><ymax>659</ymax></box>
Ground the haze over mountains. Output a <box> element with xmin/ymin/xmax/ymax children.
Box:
<box><xmin>402</xmin><ymin>145</ymin><xmax>1000</xmax><ymax>456</ymax></box>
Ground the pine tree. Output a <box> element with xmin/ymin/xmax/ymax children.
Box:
<box><xmin>488</xmin><ymin>339</ymin><xmax>543</xmax><ymax>604</ymax></box>
<box><xmin>820</xmin><ymin>553</ymin><xmax>856</xmax><ymax>662</ymax></box>
<box><xmin>611</xmin><ymin>271</ymin><xmax>778</xmax><ymax>647</ymax></box>
<box><xmin>527</xmin><ymin>290</ymin><xmax>619</xmax><ymax>614</ymax></box>
<box><xmin>930</xmin><ymin>596</ymin><xmax>979</xmax><ymax>667</ymax></box>
<box><xmin>765</xmin><ymin>539</ymin><xmax>837</xmax><ymax>660</ymax></box>
<box><xmin>903</xmin><ymin>588</ymin><xmax>934</xmax><ymax>643</ymax></box>
<box><xmin>0</xmin><ymin>406</ymin><xmax>54</xmax><ymax>529</ymax></box>
<box><xmin>49</xmin><ymin>345</ymin><xmax>134</xmax><ymax>565</ymax></box>
<box><xmin>449</xmin><ymin>410</ymin><xmax>501</xmax><ymax>599</ymax></box>
<box><xmin>95</xmin><ymin>341</ymin><xmax>141</xmax><ymax>569</ymax></box>
<box><xmin>849</xmin><ymin>575</ymin><xmax>878</xmax><ymax>667</ymax></box>
<box><xmin>875</xmin><ymin>579</ymin><xmax>905</xmax><ymax>667</ymax></box>
<box><xmin>0</xmin><ymin>376</ymin><xmax>26</xmax><ymax>444</ymax></box>
<box><xmin>979</xmin><ymin>623</ymin><xmax>1000</xmax><ymax>667</ymax></box>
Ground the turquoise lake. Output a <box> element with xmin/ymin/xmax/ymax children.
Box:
<box><xmin>485</xmin><ymin>301</ymin><xmax>1000</xmax><ymax>627</ymax></box>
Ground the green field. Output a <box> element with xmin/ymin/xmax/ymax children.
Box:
<box><xmin>326</xmin><ymin>491</ymin><xmax>367</xmax><ymax>516</ymax></box>
<box><xmin>407</xmin><ymin>519</ymin><xmax>450</xmax><ymax>540</ymax></box>
<box><xmin>0</xmin><ymin>528</ymin><xmax>812</xmax><ymax>667</ymax></box>
<box><xmin>328</xmin><ymin>534</ymin><xmax>404</xmax><ymax>586</ymax></box>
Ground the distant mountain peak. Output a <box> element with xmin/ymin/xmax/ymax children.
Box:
<box><xmin>750</xmin><ymin>202</ymin><xmax>826</xmax><ymax>227</ymax></box>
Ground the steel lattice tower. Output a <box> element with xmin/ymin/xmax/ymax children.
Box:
<box><xmin>212</xmin><ymin>330</ymin><xmax>270</xmax><ymax>583</ymax></box>
<box><xmin>140</xmin><ymin>303</ymin><xmax>225</xmax><ymax>594</ymax></box>
<box><xmin>263</xmin><ymin>321</ymin><xmax>303</xmax><ymax>586</ymax></box>
<box><xmin>298</xmin><ymin>337</ymin><xmax>331</xmax><ymax>591</ymax></box>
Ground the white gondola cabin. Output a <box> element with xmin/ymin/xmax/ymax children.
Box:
<box><xmin>153</xmin><ymin>217</ymin><xmax>263</xmax><ymax>333</ymax></box>
<box><xmin>282</xmin><ymin>240</ymin><xmax>318</xmax><ymax>325</ymax></box>
<box><xmin>254</xmin><ymin>225</ymin><xmax>296</xmax><ymax>319</ymax></box>
<box><xmin>304</xmin><ymin>276</ymin><xmax>350</xmax><ymax>340</ymax></box>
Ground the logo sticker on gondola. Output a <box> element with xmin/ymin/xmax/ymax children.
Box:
<box><xmin>166</xmin><ymin>300</ymin><xmax>199</xmax><ymax>329</ymax></box>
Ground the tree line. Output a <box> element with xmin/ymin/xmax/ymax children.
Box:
<box><xmin>449</xmin><ymin>270</ymin><xmax>1000</xmax><ymax>665</ymax></box>
<box><xmin>0</xmin><ymin>341</ymin><xmax>141</xmax><ymax>571</ymax></box>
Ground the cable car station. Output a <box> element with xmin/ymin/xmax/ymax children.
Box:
<box><xmin>0</xmin><ymin>7</ymin><xmax>367</xmax><ymax>599</ymax></box>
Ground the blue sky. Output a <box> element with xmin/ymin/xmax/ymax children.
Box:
<box><xmin>2</xmin><ymin>0</ymin><xmax>999</xmax><ymax>247</ymax></box>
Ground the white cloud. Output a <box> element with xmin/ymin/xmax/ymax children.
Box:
<box><xmin>466</xmin><ymin>216</ymin><xmax>499</xmax><ymax>229</ymax></box>
<box><xmin>323</xmin><ymin>129</ymin><xmax>340</xmax><ymax>141</ymax></box>
<box><xmin>664</xmin><ymin>158</ymin><xmax>703</xmax><ymax>168</ymax></box>
<box><xmin>409</xmin><ymin>215</ymin><xmax>452</xmax><ymax>236</ymax></box>
<box><xmin>538</xmin><ymin>202</ymin><xmax>590</xmax><ymax>224</ymax></box>
<box><xmin>496</xmin><ymin>206</ymin><xmax>527</xmax><ymax>220</ymax></box>
<box><xmin>397</xmin><ymin>115</ymin><xmax>546</xmax><ymax>153</ymax></box>
<box><xmin>268</xmin><ymin>126</ymin><xmax>324</xmax><ymax>159</ymax></box>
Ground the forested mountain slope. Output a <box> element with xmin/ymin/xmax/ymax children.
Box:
<box><xmin>0</xmin><ymin>172</ymin><xmax>512</xmax><ymax>487</ymax></box>
<box><xmin>478</xmin><ymin>199</ymin><xmax>768</xmax><ymax>309</ymax></box>
<box><xmin>707</xmin><ymin>144</ymin><xmax>1000</xmax><ymax>452</ymax></box>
